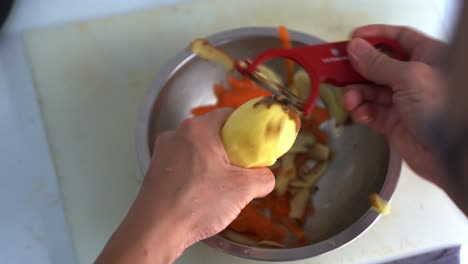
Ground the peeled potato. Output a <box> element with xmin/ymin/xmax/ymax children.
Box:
<box><xmin>221</xmin><ymin>96</ymin><xmax>301</xmax><ymax>168</ymax></box>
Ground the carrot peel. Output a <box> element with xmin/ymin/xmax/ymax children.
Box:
<box><xmin>278</xmin><ymin>25</ymin><xmax>294</xmax><ymax>86</ymax></box>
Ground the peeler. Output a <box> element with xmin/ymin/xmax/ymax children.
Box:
<box><xmin>234</xmin><ymin>37</ymin><xmax>407</xmax><ymax>115</ymax></box>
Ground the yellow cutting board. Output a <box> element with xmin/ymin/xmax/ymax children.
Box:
<box><xmin>24</xmin><ymin>0</ymin><xmax>468</xmax><ymax>263</ymax></box>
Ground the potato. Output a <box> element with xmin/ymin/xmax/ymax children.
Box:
<box><xmin>222</xmin><ymin>97</ymin><xmax>300</xmax><ymax>168</ymax></box>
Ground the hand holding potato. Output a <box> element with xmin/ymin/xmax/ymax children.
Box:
<box><xmin>96</xmin><ymin>109</ymin><xmax>274</xmax><ymax>264</ymax></box>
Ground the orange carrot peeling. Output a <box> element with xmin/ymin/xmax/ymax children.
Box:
<box><xmin>309</xmin><ymin>107</ymin><xmax>331</xmax><ymax>125</ymax></box>
<box><xmin>229</xmin><ymin>204</ymin><xmax>287</xmax><ymax>242</ymax></box>
<box><xmin>278</xmin><ymin>25</ymin><xmax>294</xmax><ymax>86</ymax></box>
<box><xmin>213</xmin><ymin>84</ymin><xmax>225</xmax><ymax>97</ymax></box>
<box><xmin>191</xmin><ymin>105</ymin><xmax>219</xmax><ymax>116</ymax></box>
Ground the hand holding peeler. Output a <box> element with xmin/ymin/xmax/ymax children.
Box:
<box><xmin>234</xmin><ymin>37</ymin><xmax>408</xmax><ymax>115</ymax></box>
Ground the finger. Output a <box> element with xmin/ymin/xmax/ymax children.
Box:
<box><xmin>343</xmin><ymin>86</ymin><xmax>365</xmax><ymax>111</ymax></box>
<box><xmin>344</xmin><ymin>84</ymin><xmax>393</xmax><ymax>110</ymax></box>
<box><xmin>369</xmin><ymin>86</ymin><xmax>393</xmax><ymax>106</ymax></box>
<box><xmin>195</xmin><ymin>107</ymin><xmax>234</xmax><ymax>136</ymax></box>
<box><xmin>232</xmin><ymin>167</ymin><xmax>275</xmax><ymax>199</ymax></box>
<box><xmin>350</xmin><ymin>24</ymin><xmax>434</xmax><ymax>57</ymax></box>
<box><xmin>347</xmin><ymin>38</ymin><xmax>409</xmax><ymax>87</ymax></box>
<box><xmin>350</xmin><ymin>103</ymin><xmax>399</xmax><ymax>135</ymax></box>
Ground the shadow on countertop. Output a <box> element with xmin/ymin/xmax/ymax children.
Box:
<box><xmin>384</xmin><ymin>246</ymin><xmax>461</xmax><ymax>264</ymax></box>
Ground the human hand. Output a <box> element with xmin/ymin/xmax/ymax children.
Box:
<box><xmin>96</xmin><ymin>108</ymin><xmax>274</xmax><ymax>264</ymax></box>
<box><xmin>343</xmin><ymin>25</ymin><xmax>448</xmax><ymax>188</ymax></box>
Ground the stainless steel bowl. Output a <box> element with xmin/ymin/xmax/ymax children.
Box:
<box><xmin>136</xmin><ymin>27</ymin><xmax>401</xmax><ymax>261</ymax></box>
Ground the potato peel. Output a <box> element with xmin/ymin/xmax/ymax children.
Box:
<box><xmin>190</xmin><ymin>39</ymin><xmax>234</xmax><ymax>72</ymax></box>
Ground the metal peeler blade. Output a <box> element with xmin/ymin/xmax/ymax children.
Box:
<box><xmin>236</xmin><ymin>59</ymin><xmax>305</xmax><ymax>112</ymax></box>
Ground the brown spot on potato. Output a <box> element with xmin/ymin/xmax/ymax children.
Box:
<box><xmin>253</xmin><ymin>96</ymin><xmax>277</xmax><ymax>109</ymax></box>
<box><xmin>265</xmin><ymin>117</ymin><xmax>288</xmax><ymax>139</ymax></box>
<box><xmin>265</xmin><ymin>121</ymin><xmax>278</xmax><ymax>138</ymax></box>
<box><xmin>278</xmin><ymin>117</ymin><xmax>286</xmax><ymax>133</ymax></box>
<box><xmin>254</xmin><ymin>96</ymin><xmax>301</xmax><ymax>133</ymax></box>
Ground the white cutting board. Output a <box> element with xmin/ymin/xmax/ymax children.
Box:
<box><xmin>24</xmin><ymin>0</ymin><xmax>468</xmax><ymax>263</ymax></box>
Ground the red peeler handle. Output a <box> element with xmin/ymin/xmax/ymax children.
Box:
<box><xmin>235</xmin><ymin>37</ymin><xmax>408</xmax><ymax>115</ymax></box>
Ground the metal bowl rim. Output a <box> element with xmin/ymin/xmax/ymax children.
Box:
<box><xmin>135</xmin><ymin>26</ymin><xmax>402</xmax><ymax>261</ymax></box>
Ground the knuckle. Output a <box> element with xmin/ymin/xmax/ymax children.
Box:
<box><xmin>175</xmin><ymin>120</ymin><xmax>197</xmax><ymax>142</ymax></box>
<box><xmin>400</xmin><ymin>26</ymin><xmax>413</xmax><ymax>36</ymax></box>
<box><xmin>398</xmin><ymin>26</ymin><xmax>416</xmax><ymax>41</ymax></box>
<box><xmin>178</xmin><ymin>117</ymin><xmax>200</xmax><ymax>135</ymax></box>
<box><xmin>368</xmin><ymin>52</ymin><xmax>389</xmax><ymax>75</ymax></box>
<box><xmin>179</xmin><ymin>117</ymin><xmax>194</xmax><ymax>129</ymax></box>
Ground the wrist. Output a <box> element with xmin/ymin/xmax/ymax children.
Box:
<box><xmin>130</xmin><ymin>186</ymin><xmax>196</xmax><ymax>262</ymax></box>
<box><xmin>96</xmin><ymin>186</ymin><xmax>195</xmax><ymax>264</ymax></box>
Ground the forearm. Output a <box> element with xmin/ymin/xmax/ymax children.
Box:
<box><xmin>437</xmin><ymin>164</ymin><xmax>468</xmax><ymax>215</ymax></box>
<box><xmin>95</xmin><ymin>188</ymin><xmax>192</xmax><ymax>264</ymax></box>
<box><xmin>447</xmin><ymin>182</ymin><xmax>468</xmax><ymax>216</ymax></box>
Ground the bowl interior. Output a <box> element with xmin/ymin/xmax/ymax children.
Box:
<box><xmin>146</xmin><ymin>33</ymin><xmax>389</xmax><ymax>248</ymax></box>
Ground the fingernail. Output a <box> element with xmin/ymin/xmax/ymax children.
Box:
<box><xmin>348</xmin><ymin>38</ymin><xmax>372</xmax><ymax>57</ymax></box>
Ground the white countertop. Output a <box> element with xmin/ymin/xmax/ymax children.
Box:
<box><xmin>0</xmin><ymin>1</ymin><xmax>465</xmax><ymax>264</ymax></box>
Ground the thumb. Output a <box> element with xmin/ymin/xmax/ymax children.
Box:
<box><xmin>348</xmin><ymin>38</ymin><xmax>407</xmax><ymax>87</ymax></box>
<box><xmin>248</xmin><ymin>167</ymin><xmax>275</xmax><ymax>198</ymax></box>
<box><xmin>232</xmin><ymin>167</ymin><xmax>275</xmax><ymax>199</ymax></box>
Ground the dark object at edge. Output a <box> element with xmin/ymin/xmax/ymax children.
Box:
<box><xmin>0</xmin><ymin>0</ymin><xmax>14</xmax><ymax>29</ymax></box>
